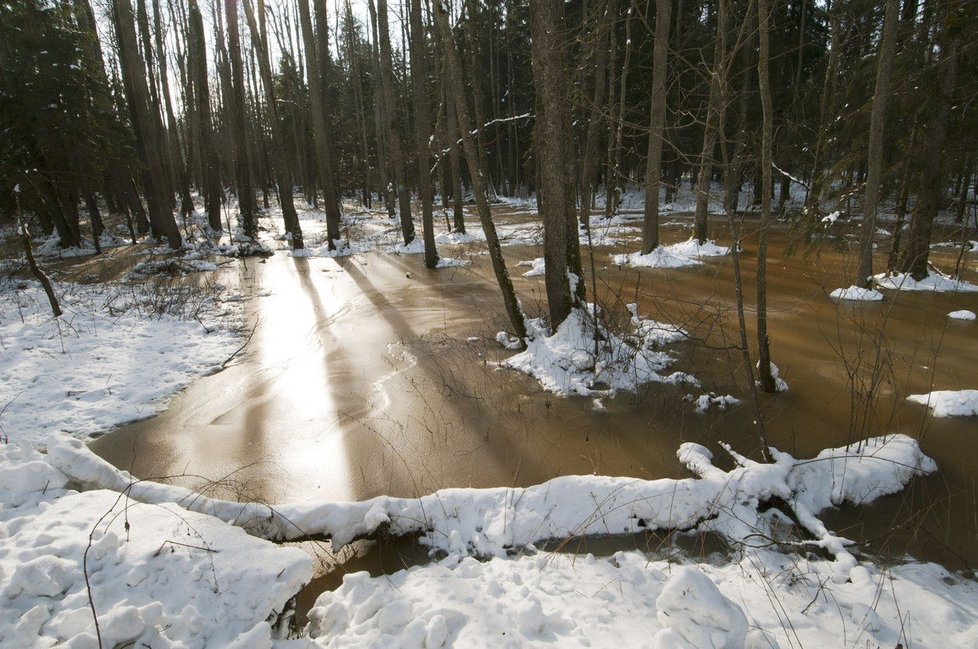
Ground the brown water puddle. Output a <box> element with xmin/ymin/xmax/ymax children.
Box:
<box><xmin>89</xmin><ymin>213</ymin><xmax>978</xmax><ymax>589</ymax></box>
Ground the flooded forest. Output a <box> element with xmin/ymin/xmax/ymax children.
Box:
<box><xmin>1</xmin><ymin>0</ymin><xmax>977</xmax><ymax>647</ymax></box>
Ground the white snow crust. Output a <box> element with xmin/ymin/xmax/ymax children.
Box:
<box><xmin>829</xmin><ymin>285</ymin><xmax>885</xmax><ymax>301</ymax></box>
<box><xmin>907</xmin><ymin>389</ymin><xmax>978</xmax><ymax>417</ymax></box>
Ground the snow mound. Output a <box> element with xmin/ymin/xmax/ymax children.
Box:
<box><xmin>756</xmin><ymin>362</ymin><xmax>789</xmax><ymax>392</ymax></box>
<box><xmin>653</xmin><ymin>566</ymin><xmax>748</xmax><ymax>649</ymax></box>
<box><xmin>501</xmin><ymin>307</ymin><xmax>692</xmax><ymax>397</ymax></box>
<box><xmin>907</xmin><ymin>389</ymin><xmax>978</xmax><ymax>417</ymax></box>
<box><xmin>666</xmin><ymin>238</ymin><xmax>731</xmax><ymax>258</ymax></box>
<box><xmin>873</xmin><ymin>272</ymin><xmax>978</xmax><ymax>292</ymax></box>
<box><xmin>948</xmin><ymin>310</ymin><xmax>976</xmax><ymax>320</ymax></box>
<box><xmin>830</xmin><ymin>285</ymin><xmax>884</xmax><ymax>301</ymax></box>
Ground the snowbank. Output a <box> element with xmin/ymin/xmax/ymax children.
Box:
<box><xmin>873</xmin><ymin>272</ymin><xmax>978</xmax><ymax>292</ymax></box>
<box><xmin>0</xmin><ymin>279</ymin><xmax>241</xmax><ymax>440</ymax></box>
<box><xmin>907</xmin><ymin>390</ymin><xmax>978</xmax><ymax>417</ymax></box>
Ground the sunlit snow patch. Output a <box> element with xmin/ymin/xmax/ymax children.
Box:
<box><xmin>948</xmin><ymin>310</ymin><xmax>976</xmax><ymax>320</ymax></box>
<box><xmin>500</xmin><ymin>306</ymin><xmax>692</xmax><ymax>397</ymax></box>
<box><xmin>907</xmin><ymin>389</ymin><xmax>978</xmax><ymax>417</ymax></box>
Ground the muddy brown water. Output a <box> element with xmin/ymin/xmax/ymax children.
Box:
<box><xmin>86</xmin><ymin>211</ymin><xmax>978</xmax><ymax>617</ymax></box>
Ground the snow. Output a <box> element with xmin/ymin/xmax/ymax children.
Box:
<box><xmin>516</xmin><ymin>257</ymin><xmax>545</xmax><ymax>277</ymax></box>
<box><xmin>907</xmin><ymin>390</ymin><xmax>978</xmax><ymax>417</ymax></box>
<box><xmin>388</xmin><ymin>238</ymin><xmax>426</xmax><ymax>255</ymax></box>
<box><xmin>693</xmin><ymin>393</ymin><xmax>741</xmax><ymax>413</ymax></box>
<box><xmin>501</xmin><ymin>307</ymin><xmax>693</xmax><ymax>397</ymax></box>
<box><xmin>873</xmin><ymin>271</ymin><xmax>978</xmax><ymax>292</ymax></box>
<box><xmin>305</xmin><ymin>545</ymin><xmax>978</xmax><ymax>649</ymax></box>
<box><xmin>436</xmin><ymin>257</ymin><xmax>469</xmax><ymax>268</ymax></box>
<box><xmin>829</xmin><ymin>285</ymin><xmax>885</xmax><ymax>301</ymax></box>
<box><xmin>821</xmin><ymin>210</ymin><xmax>842</xmax><ymax>223</ymax></box>
<box><xmin>613</xmin><ymin>239</ymin><xmax>729</xmax><ymax>269</ymax></box>
<box><xmin>435</xmin><ymin>230</ymin><xmax>485</xmax><ymax>245</ymax></box>
<box><xmin>0</xmin><ymin>279</ymin><xmax>241</xmax><ymax>440</ymax></box>
<box><xmin>948</xmin><ymin>310</ymin><xmax>976</xmax><ymax>320</ymax></box>
<box><xmin>757</xmin><ymin>361</ymin><xmax>789</xmax><ymax>392</ymax></box>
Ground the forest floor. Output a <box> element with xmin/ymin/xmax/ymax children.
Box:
<box><xmin>1</xmin><ymin>187</ymin><xmax>978</xmax><ymax>647</ymax></box>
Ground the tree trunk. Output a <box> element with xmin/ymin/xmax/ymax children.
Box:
<box><xmin>242</xmin><ymin>0</ymin><xmax>304</xmax><ymax>249</ymax></box>
<box><xmin>113</xmin><ymin>0</ymin><xmax>182</xmax><ymax>249</ymax></box>
<box><xmin>899</xmin><ymin>16</ymin><xmax>959</xmax><ymax>280</ymax></box>
<box><xmin>641</xmin><ymin>0</ymin><xmax>671</xmax><ymax>254</ymax></box>
<box><xmin>434</xmin><ymin>2</ymin><xmax>527</xmax><ymax>341</ymax></box>
<box><xmin>375</xmin><ymin>0</ymin><xmax>415</xmax><ymax>245</ymax></box>
<box><xmin>409</xmin><ymin>0</ymin><xmax>439</xmax><ymax>268</ymax></box>
<box><xmin>755</xmin><ymin>0</ymin><xmax>776</xmax><ymax>394</ymax></box>
<box><xmin>189</xmin><ymin>0</ymin><xmax>222</xmax><ymax>231</ymax></box>
<box><xmin>531</xmin><ymin>0</ymin><xmax>576</xmax><ymax>327</ymax></box>
<box><xmin>579</xmin><ymin>0</ymin><xmax>617</xmax><ymax>231</ymax></box>
<box><xmin>223</xmin><ymin>0</ymin><xmax>256</xmax><ymax>238</ymax></box>
<box><xmin>855</xmin><ymin>0</ymin><xmax>899</xmax><ymax>288</ymax></box>
<box><xmin>692</xmin><ymin>0</ymin><xmax>727</xmax><ymax>244</ymax></box>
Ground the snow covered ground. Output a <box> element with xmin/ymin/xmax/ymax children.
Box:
<box><xmin>2</xmin><ymin>193</ymin><xmax>977</xmax><ymax>647</ymax></box>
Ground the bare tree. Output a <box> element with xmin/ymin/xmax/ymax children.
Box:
<box><xmin>755</xmin><ymin>0</ymin><xmax>777</xmax><ymax>393</ymax></box>
<box><xmin>409</xmin><ymin>0</ymin><xmax>438</xmax><ymax>268</ymax></box>
<box><xmin>641</xmin><ymin>0</ymin><xmax>671</xmax><ymax>254</ymax></box>
<box><xmin>434</xmin><ymin>2</ymin><xmax>526</xmax><ymax>341</ymax></box>
<box><xmin>855</xmin><ymin>0</ymin><xmax>899</xmax><ymax>288</ymax></box>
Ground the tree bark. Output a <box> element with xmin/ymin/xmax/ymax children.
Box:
<box><xmin>641</xmin><ymin>0</ymin><xmax>671</xmax><ymax>254</ymax></box>
<box><xmin>113</xmin><ymin>0</ymin><xmax>182</xmax><ymax>249</ymax></box>
<box><xmin>855</xmin><ymin>0</ymin><xmax>899</xmax><ymax>288</ymax></box>
<box><xmin>755</xmin><ymin>0</ymin><xmax>777</xmax><ymax>394</ymax></box>
<box><xmin>435</xmin><ymin>2</ymin><xmax>527</xmax><ymax>341</ymax></box>
<box><xmin>409</xmin><ymin>0</ymin><xmax>439</xmax><ymax>268</ymax></box>
<box><xmin>531</xmin><ymin>0</ymin><xmax>576</xmax><ymax>327</ymax></box>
